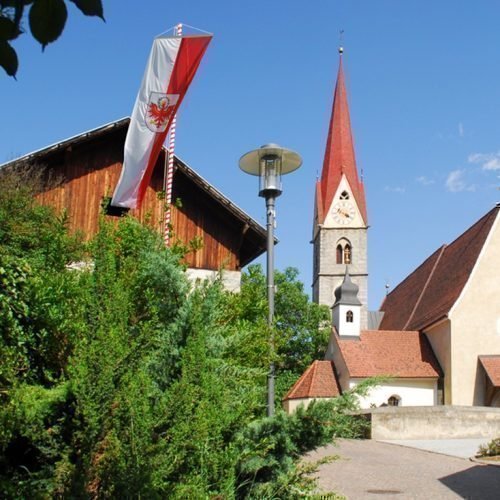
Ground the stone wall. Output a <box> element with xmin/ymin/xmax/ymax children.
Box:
<box><xmin>313</xmin><ymin>226</ymin><xmax>368</xmax><ymax>328</ymax></box>
<box><xmin>360</xmin><ymin>406</ymin><xmax>500</xmax><ymax>440</ymax></box>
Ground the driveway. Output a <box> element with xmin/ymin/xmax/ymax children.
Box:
<box><xmin>306</xmin><ymin>439</ymin><xmax>500</xmax><ymax>499</ymax></box>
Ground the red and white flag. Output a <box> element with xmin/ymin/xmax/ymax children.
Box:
<box><xmin>112</xmin><ymin>31</ymin><xmax>212</xmax><ymax>208</ymax></box>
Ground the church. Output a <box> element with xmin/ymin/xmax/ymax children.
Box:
<box><xmin>284</xmin><ymin>49</ymin><xmax>500</xmax><ymax>411</ymax></box>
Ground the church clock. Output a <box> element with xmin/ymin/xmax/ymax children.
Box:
<box><xmin>332</xmin><ymin>201</ymin><xmax>355</xmax><ymax>225</ymax></box>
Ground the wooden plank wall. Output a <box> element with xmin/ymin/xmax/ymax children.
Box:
<box><xmin>31</xmin><ymin>130</ymin><xmax>244</xmax><ymax>271</ymax></box>
<box><xmin>171</xmin><ymin>171</ymin><xmax>241</xmax><ymax>271</ymax></box>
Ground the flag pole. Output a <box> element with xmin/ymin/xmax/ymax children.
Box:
<box><xmin>164</xmin><ymin>23</ymin><xmax>183</xmax><ymax>246</ymax></box>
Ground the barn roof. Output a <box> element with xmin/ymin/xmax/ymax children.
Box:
<box><xmin>380</xmin><ymin>206</ymin><xmax>499</xmax><ymax>331</ymax></box>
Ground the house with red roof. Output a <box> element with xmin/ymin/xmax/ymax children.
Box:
<box><xmin>284</xmin><ymin>48</ymin><xmax>500</xmax><ymax>411</ymax></box>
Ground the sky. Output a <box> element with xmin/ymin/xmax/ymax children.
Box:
<box><xmin>2</xmin><ymin>1</ymin><xmax>500</xmax><ymax>310</ymax></box>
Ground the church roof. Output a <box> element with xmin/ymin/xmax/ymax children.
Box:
<box><xmin>479</xmin><ymin>356</ymin><xmax>500</xmax><ymax>387</ymax></box>
<box><xmin>334</xmin><ymin>330</ymin><xmax>442</xmax><ymax>378</ymax></box>
<box><xmin>317</xmin><ymin>55</ymin><xmax>367</xmax><ymax>224</ymax></box>
<box><xmin>380</xmin><ymin>206</ymin><xmax>500</xmax><ymax>331</ymax></box>
<box><xmin>283</xmin><ymin>360</ymin><xmax>341</xmax><ymax>400</ymax></box>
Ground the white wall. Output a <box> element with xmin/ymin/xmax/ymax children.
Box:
<box><xmin>185</xmin><ymin>268</ymin><xmax>241</xmax><ymax>292</ymax></box>
<box><xmin>350</xmin><ymin>378</ymin><xmax>438</xmax><ymax>409</ymax></box>
<box><xmin>333</xmin><ymin>303</ymin><xmax>361</xmax><ymax>337</ymax></box>
<box><xmin>283</xmin><ymin>397</ymin><xmax>334</xmax><ymax>413</ymax></box>
<box><xmin>448</xmin><ymin>210</ymin><xmax>500</xmax><ymax>405</ymax></box>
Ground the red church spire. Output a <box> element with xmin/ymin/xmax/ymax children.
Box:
<box><xmin>316</xmin><ymin>50</ymin><xmax>367</xmax><ymax>224</ymax></box>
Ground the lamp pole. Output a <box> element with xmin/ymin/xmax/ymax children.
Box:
<box><xmin>239</xmin><ymin>144</ymin><xmax>302</xmax><ymax>417</ymax></box>
<box><xmin>266</xmin><ymin>192</ymin><xmax>276</xmax><ymax>415</ymax></box>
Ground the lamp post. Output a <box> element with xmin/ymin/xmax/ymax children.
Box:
<box><xmin>239</xmin><ymin>144</ymin><xmax>302</xmax><ymax>417</ymax></box>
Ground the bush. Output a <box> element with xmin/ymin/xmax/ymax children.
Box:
<box><xmin>0</xmin><ymin>174</ymin><xmax>377</xmax><ymax>497</ymax></box>
<box><xmin>477</xmin><ymin>437</ymin><xmax>500</xmax><ymax>458</ymax></box>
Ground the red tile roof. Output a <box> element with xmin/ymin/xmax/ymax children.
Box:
<box><xmin>479</xmin><ymin>356</ymin><xmax>500</xmax><ymax>387</ymax></box>
<box><xmin>380</xmin><ymin>206</ymin><xmax>499</xmax><ymax>331</ymax></box>
<box><xmin>335</xmin><ymin>330</ymin><xmax>442</xmax><ymax>378</ymax></box>
<box><xmin>317</xmin><ymin>56</ymin><xmax>367</xmax><ymax>225</ymax></box>
<box><xmin>283</xmin><ymin>360</ymin><xmax>341</xmax><ymax>400</ymax></box>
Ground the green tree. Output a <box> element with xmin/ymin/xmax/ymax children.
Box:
<box><xmin>0</xmin><ymin>172</ymin><xmax>377</xmax><ymax>497</ymax></box>
<box><xmin>226</xmin><ymin>264</ymin><xmax>331</xmax><ymax>402</ymax></box>
<box><xmin>0</xmin><ymin>0</ymin><xmax>105</xmax><ymax>77</ymax></box>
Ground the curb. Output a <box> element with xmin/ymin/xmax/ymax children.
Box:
<box><xmin>469</xmin><ymin>456</ymin><xmax>500</xmax><ymax>468</ymax></box>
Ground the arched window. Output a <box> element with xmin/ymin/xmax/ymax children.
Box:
<box><xmin>336</xmin><ymin>244</ymin><xmax>343</xmax><ymax>264</ymax></box>
<box><xmin>340</xmin><ymin>191</ymin><xmax>350</xmax><ymax>200</ymax></box>
<box><xmin>388</xmin><ymin>395</ymin><xmax>401</xmax><ymax>407</ymax></box>
<box><xmin>344</xmin><ymin>244</ymin><xmax>352</xmax><ymax>264</ymax></box>
<box><xmin>336</xmin><ymin>239</ymin><xmax>353</xmax><ymax>265</ymax></box>
<box><xmin>346</xmin><ymin>310</ymin><xmax>353</xmax><ymax>323</ymax></box>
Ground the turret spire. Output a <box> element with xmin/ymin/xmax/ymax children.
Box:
<box><xmin>316</xmin><ymin>51</ymin><xmax>367</xmax><ymax>224</ymax></box>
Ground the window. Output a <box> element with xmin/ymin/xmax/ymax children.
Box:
<box><xmin>336</xmin><ymin>239</ymin><xmax>353</xmax><ymax>265</ymax></box>
<box><xmin>340</xmin><ymin>191</ymin><xmax>350</xmax><ymax>200</ymax></box>
<box><xmin>346</xmin><ymin>310</ymin><xmax>353</xmax><ymax>323</ymax></box>
<box><xmin>336</xmin><ymin>244</ymin><xmax>343</xmax><ymax>264</ymax></box>
<box><xmin>388</xmin><ymin>395</ymin><xmax>401</xmax><ymax>407</ymax></box>
<box><xmin>344</xmin><ymin>244</ymin><xmax>352</xmax><ymax>264</ymax></box>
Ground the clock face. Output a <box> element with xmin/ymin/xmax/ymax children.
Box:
<box><xmin>332</xmin><ymin>201</ymin><xmax>356</xmax><ymax>225</ymax></box>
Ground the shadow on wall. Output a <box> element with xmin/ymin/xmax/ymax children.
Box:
<box><xmin>439</xmin><ymin>465</ymin><xmax>500</xmax><ymax>500</ymax></box>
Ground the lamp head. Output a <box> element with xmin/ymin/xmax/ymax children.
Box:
<box><xmin>239</xmin><ymin>143</ymin><xmax>302</xmax><ymax>197</ymax></box>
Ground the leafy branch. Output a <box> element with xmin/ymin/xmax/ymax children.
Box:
<box><xmin>0</xmin><ymin>0</ymin><xmax>105</xmax><ymax>77</ymax></box>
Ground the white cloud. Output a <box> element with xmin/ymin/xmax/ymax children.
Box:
<box><xmin>445</xmin><ymin>169</ymin><xmax>476</xmax><ymax>192</ymax></box>
<box><xmin>484</xmin><ymin>158</ymin><xmax>500</xmax><ymax>171</ymax></box>
<box><xmin>415</xmin><ymin>175</ymin><xmax>435</xmax><ymax>186</ymax></box>
<box><xmin>458</xmin><ymin>122</ymin><xmax>464</xmax><ymax>138</ymax></box>
<box><xmin>384</xmin><ymin>185</ymin><xmax>405</xmax><ymax>194</ymax></box>
<box><xmin>468</xmin><ymin>151</ymin><xmax>500</xmax><ymax>171</ymax></box>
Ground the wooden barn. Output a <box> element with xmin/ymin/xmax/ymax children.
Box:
<box><xmin>1</xmin><ymin>118</ymin><xmax>267</xmax><ymax>289</ymax></box>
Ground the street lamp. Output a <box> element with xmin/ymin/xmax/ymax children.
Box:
<box><xmin>239</xmin><ymin>144</ymin><xmax>302</xmax><ymax>417</ymax></box>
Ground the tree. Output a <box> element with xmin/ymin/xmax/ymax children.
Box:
<box><xmin>226</xmin><ymin>264</ymin><xmax>331</xmax><ymax>401</ymax></box>
<box><xmin>0</xmin><ymin>171</ymin><xmax>375</xmax><ymax>497</ymax></box>
<box><xmin>0</xmin><ymin>0</ymin><xmax>105</xmax><ymax>77</ymax></box>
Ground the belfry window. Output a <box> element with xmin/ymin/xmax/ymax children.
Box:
<box><xmin>346</xmin><ymin>310</ymin><xmax>353</xmax><ymax>323</ymax></box>
<box><xmin>336</xmin><ymin>239</ymin><xmax>353</xmax><ymax>265</ymax></box>
<box><xmin>340</xmin><ymin>191</ymin><xmax>349</xmax><ymax>200</ymax></box>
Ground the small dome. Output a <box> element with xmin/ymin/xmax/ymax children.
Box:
<box><xmin>334</xmin><ymin>268</ymin><xmax>362</xmax><ymax>306</ymax></box>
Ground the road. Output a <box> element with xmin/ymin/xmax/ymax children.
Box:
<box><xmin>306</xmin><ymin>439</ymin><xmax>500</xmax><ymax>499</ymax></box>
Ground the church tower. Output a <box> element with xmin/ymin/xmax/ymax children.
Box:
<box><xmin>312</xmin><ymin>48</ymin><xmax>369</xmax><ymax>328</ymax></box>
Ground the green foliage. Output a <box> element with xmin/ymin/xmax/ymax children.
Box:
<box><xmin>0</xmin><ymin>173</ymin><xmax>377</xmax><ymax>497</ymax></box>
<box><xmin>477</xmin><ymin>437</ymin><xmax>500</xmax><ymax>458</ymax></box>
<box><xmin>234</xmin><ymin>381</ymin><xmax>376</xmax><ymax>499</ymax></box>
<box><xmin>229</xmin><ymin>264</ymin><xmax>331</xmax><ymax>402</ymax></box>
<box><xmin>0</xmin><ymin>0</ymin><xmax>104</xmax><ymax>77</ymax></box>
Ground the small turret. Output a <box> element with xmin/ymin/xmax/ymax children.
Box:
<box><xmin>332</xmin><ymin>267</ymin><xmax>361</xmax><ymax>337</ymax></box>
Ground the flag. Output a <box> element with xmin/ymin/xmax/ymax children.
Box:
<box><xmin>111</xmin><ymin>32</ymin><xmax>212</xmax><ymax>208</ymax></box>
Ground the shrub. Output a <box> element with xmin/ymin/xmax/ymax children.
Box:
<box><xmin>477</xmin><ymin>437</ymin><xmax>500</xmax><ymax>458</ymax></box>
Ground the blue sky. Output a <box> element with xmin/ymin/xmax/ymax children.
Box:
<box><xmin>2</xmin><ymin>1</ymin><xmax>499</xmax><ymax>309</ymax></box>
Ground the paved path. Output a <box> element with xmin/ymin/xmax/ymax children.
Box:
<box><xmin>380</xmin><ymin>439</ymin><xmax>492</xmax><ymax>460</ymax></box>
<box><xmin>306</xmin><ymin>439</ymin><xmax>500</xmax><ymax>499</ymax></box>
